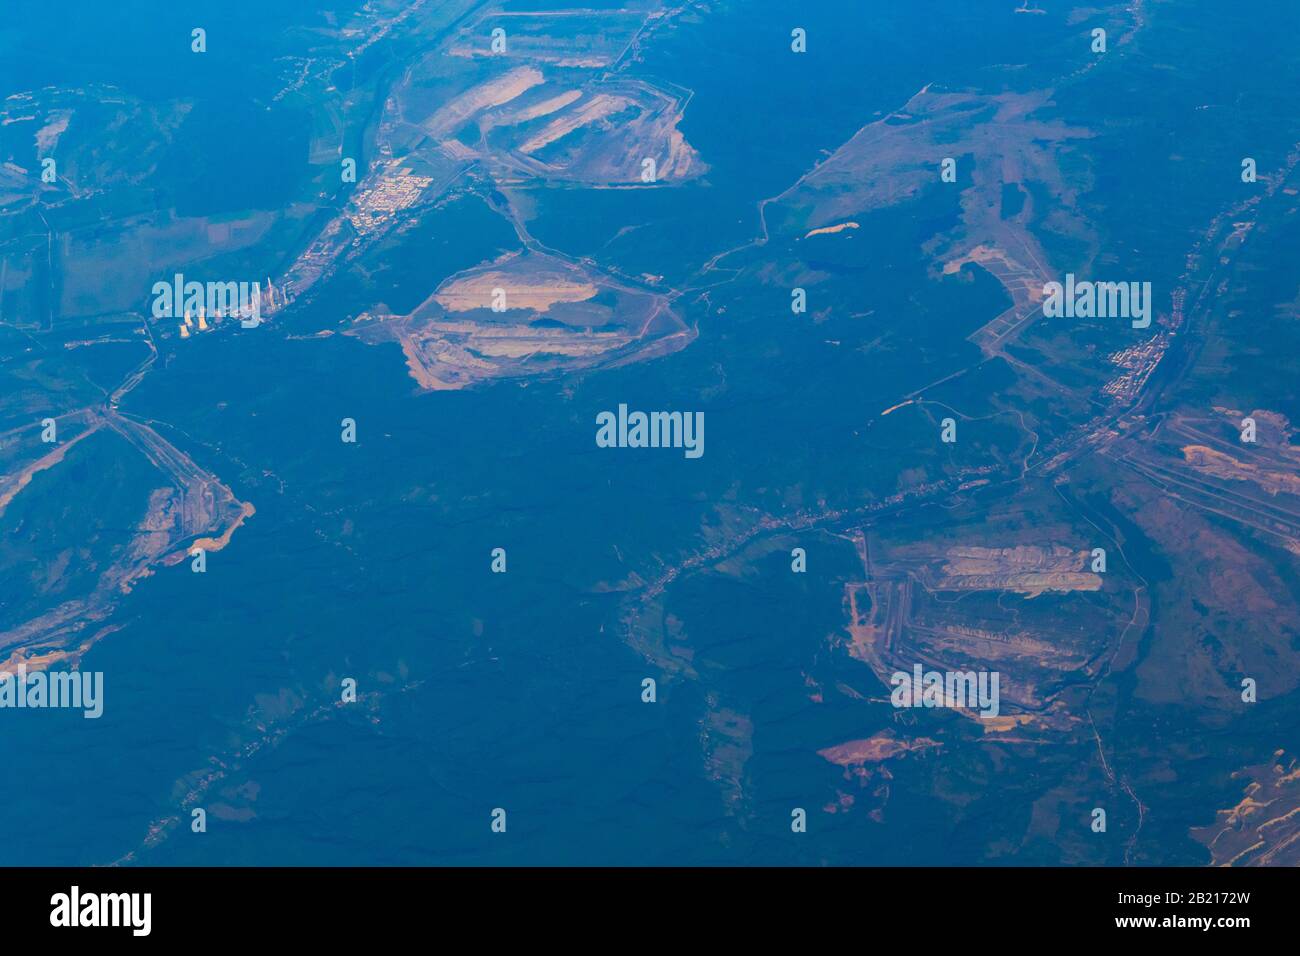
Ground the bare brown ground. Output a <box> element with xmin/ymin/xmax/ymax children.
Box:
<box><xmin>518</xmin><ymin>93</ymin><xmax>629</xmax><ymax>154</ymax></box>
<box><xmin>1192</xmin><ymin>751</ymin><xmax>1300</xmax><ymax>865</ymax></box>
<box><xmin>433</xmin><ymin>272</ymin><xmax>597</xmax><ymax>312</ymax></box>
<box><xmin>1182</xmin><ymin>444</ymin><xmax>1300</xmax><ymax>496</ymax></box>
<box><xmin>0</xmin><ymin>417</ymin><xmax>104</xmax><ymax>516</ymax></box>
<box><xmin>818</xmin><ymin>729</ymin><xmax>941</xmax><ymax>766</ymax></box>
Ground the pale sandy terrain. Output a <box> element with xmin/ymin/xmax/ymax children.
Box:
<box><xmin>657</xmin><ymin>126</ymin><xmax>703</xmax><ymax>180</ymax></box>
<box><xmin>805</xmin><ymin>221</ymin><xmax>859</xmax><ymax>239</ymax></box>
<box><xmin>818</xmin><ymin>730</ymin><xmax>940</xmax><ymax>766</ymax></box>
<box><xmin>879</xmin><ymin>399</ymin><xmax>915</xmax><ymax>416</ymax></box>
<box><xmin>0</xmin><ymin>418</ymin><xmax>103</xmax><ymax>516</ymax></box>
<box><xmin>490</xmin><ymin>89</ymin><xmax>582</xmax><ymax>128</ymax></box>
<box><xmin>1182</xmin><ymin>444</ymin><xmax>1300</xmax><ymax>496</ymax></box>
<box><xmin>1192</xmin><ymin>750</ymin><xmax>1300</xmax><ymax>865</ymax></box>
<box><xmin>424</xmin><ymin>67</ymin><xmax>544</xmax><ymax>136</ymax></box>
<box><xmin>433</xmin><ymin>272</ymin><xmax>597</xmax><ymax>312</ymax></box>
<box><xmin>187</xmin><ymin>501</ymin><xmax>256</xmax><ymax>555</ymax></box>
<box><xmin>518</xmin><ymin>93</ymin><xmax>628</xmax><ymax>154</ymax></box>
<box><xmin>35</xmin><ymin>110</ymin><xmax>71</xmax><ymax>153</ymax></box>
<box><xmin>938</xmin><ymin>545</ymin><xmax>1101</xmax><ymax>595</ymax></box>
<box><xmin>0</xmin><ymin>412</ymin><xmax>255</xmax><ymax>674</ymax></box>
<box><xmin>835</xmin><ymin>526</ymin><xmax>1109</xmax><ymax>734</ymax></box>
<box><xmin>355</xmin><ymin>248</ymin><xmax>687</xmax><ymax>392</ymax></box>
<box><xmin>766</xmin><ymin>88</ymin><xmax>1091</xmax><ymax>356</ymax></box>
